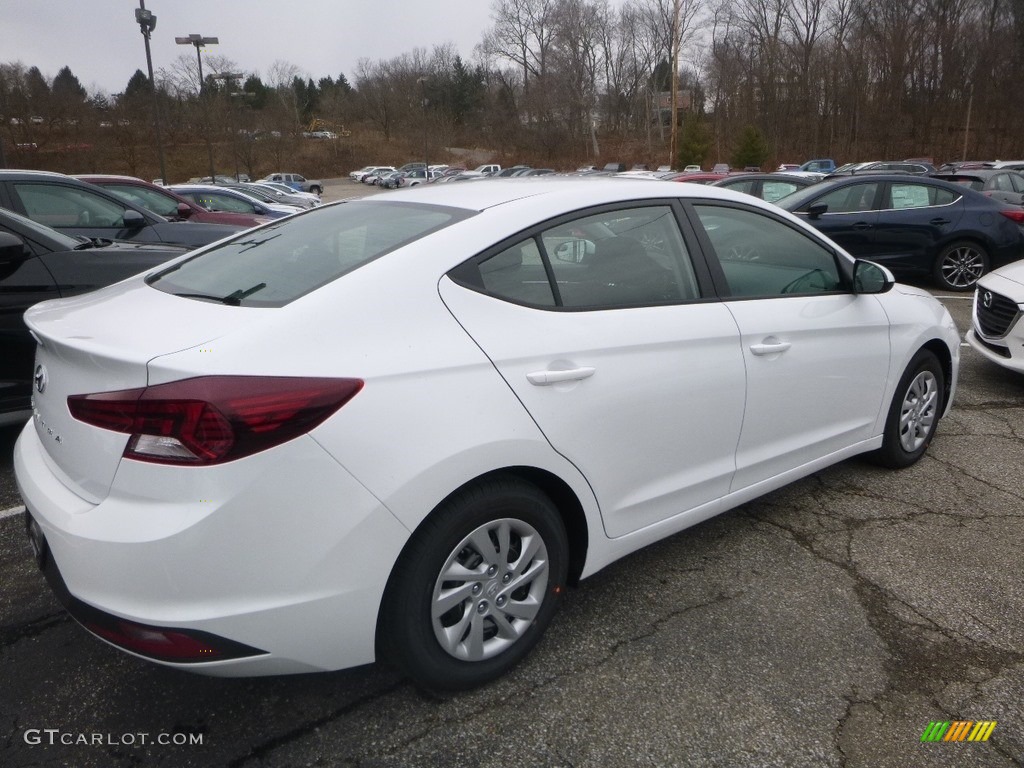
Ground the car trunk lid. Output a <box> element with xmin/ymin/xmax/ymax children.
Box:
<box><xmin>24</xmin><ymin>280</ymin><xmax>256</xmax><ymax>501</ymax></box>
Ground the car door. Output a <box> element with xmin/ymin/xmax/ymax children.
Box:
<box><xmin>794</xmin><ymin>181</ymin><xmax>882</xmax><ymax>258</ymax></box>
<box><xmin>440</xmin><ymin>202</ymin><xmax>747</xmax><ymax>538</ymax></box>
<box><xmin>687</xmin><ymin>202</ymin><xmax>891</xmax><ymax>490</ymax></box>
<box><xmin>869</xmin><ymin>181</ymin><xmax>963</xmax><ymax>273</ymax></box>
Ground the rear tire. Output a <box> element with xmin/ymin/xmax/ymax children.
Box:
<box><xmin>870</xmin><ymin>350</ymin><xmax>944</xmax><ymax>468</ymax></box>
<box><xmin>932</xmin><ymin>240</ymin><xmax>988</xmax><ymax>291</ymax></box>
<box><xmin>378</xmin><ymin>477</ymin><xmax>568</xmax><ymax>690</ymax></box>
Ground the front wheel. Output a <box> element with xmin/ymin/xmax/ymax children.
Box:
<box><xmin>378</xmin><ymin>478</ymin><xmax>568</xmax><ymax>690</ymax></box>
<box><xmin>309</xmin><ymin>185</ymin><xmax>322</xmax><ymax>195</ymax></box>
<box><xmin>933</xmin><ymin>241</ymin><xmax>988</xmax><ymax>291</ymax></box>
<box><xmin>869</xmin><ymin>350</ymin><xmax>944</xmax><ymax>468</ymax></box>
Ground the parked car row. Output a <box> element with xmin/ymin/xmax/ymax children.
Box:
<box><xmin>0</xmin><ymin>169</ymin><xmax>319</xmax><ymax>425</ymax></box>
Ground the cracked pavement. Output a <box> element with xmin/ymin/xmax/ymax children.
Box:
<box><xmin>1</xmin><ymin>293</ymin><xmax>1022</xmax><ymax>767</ymax></box>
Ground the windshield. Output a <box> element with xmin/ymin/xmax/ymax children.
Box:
<box><xmin>147</xmin><ymin>201</ymin><xmax>473</xmax><ymax>307</ymax></box>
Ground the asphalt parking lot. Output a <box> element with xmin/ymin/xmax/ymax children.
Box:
<box><xmin>1</xmin><ymin>239</ymin><xmax>1022</xmax><ymax>766</ymax></box>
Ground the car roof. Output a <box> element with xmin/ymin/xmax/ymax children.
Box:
<box><xmin>356</xmin><ymin>176</ymin><xmax>763</xmax><ymax>213</ymax></box>
<box><xmin>0</xmin><ymin>169</ymin><xmax>73</xmax><ymax>180</ymax></box>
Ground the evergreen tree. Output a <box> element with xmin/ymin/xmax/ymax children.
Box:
<box><xmin>52</xmin><ymin>66</ymin><xmax>86</xmax><ymax>101</ymax></box>
<box><xmin>678</xmin><ymin>112</ymin><xmax>712</xmax><ymax>168</ymax></box>
<box><xmin>731</xmin><ymin>125</ymin><xmax>769</xmax><ymax>169</ymax></box>
<box><xmin>124</xmin><ymin>69</ymin><xmax>152</xmax><ymax>99</ymax></box>
<box><xmin>242</xmin><ymin>75</ymin><xmax>269</xmax><ymax>109</ymax></box>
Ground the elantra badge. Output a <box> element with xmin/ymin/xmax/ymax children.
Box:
<box><xmin>33</xmin><ymin>364</ymin><xmax>47</xmax><ymax>394</ymax></box>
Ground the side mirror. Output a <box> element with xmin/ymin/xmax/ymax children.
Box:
<box><xmin>0</xmin><ymin>231</ymin><xmax>29</xmax><ymax>263</ymax></box>
<box><xmin>853</xmin><ymin>259</ymin><xmax>894</xmax><ymax>294</ymax></box>
<box><xmin>553</xmin><ymin>238</ymin><xmax>596</xmax><ymax>263</ymax></box>
<box><xmin>807</xmin><ymin>202</ymin><xmax>828</xmax><ymax>219</ymax></box>
<box><xmin>176</xmin><ymin>203</ymin><xmax>193</xmax><ymax>220</ymax></box>
<box><xmin>122</xmin><ymin>209</ymin><xmax>147</xmax><ymax>230</ymax></box>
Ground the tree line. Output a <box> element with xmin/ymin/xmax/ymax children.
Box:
<box><xmin>1</xmin><ymin>0</ymin><xmax>1021</xmax><ymax>179</ymax></box>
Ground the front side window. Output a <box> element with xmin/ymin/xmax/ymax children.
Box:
<box><xmin>695</xmin><ymin>205</ymin><xmax>843</xmax><ymax>298</ymax></box>
<box><xmin>149</xmin><ymin>201</ymin><xmax>470</xmax><ymax>307</ymax></box>
<box><xmin>13</xmin><ymin>183</ymin><xmax>127</xmax><ymax>228</ymax></box>
<box><xmin>814</xmin><ymin>183</ymin><xmax>879</xmax><ymax>214</ymax></box>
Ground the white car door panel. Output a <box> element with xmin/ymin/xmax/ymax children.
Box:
<box><xmin>725</xmin><ymin>294</ymin><xmax>890</xmax><ymax>490</ymax></box>
<box><xmin>439</xmin><ymin>279</ymin><xmax>746</xmax><ymax>538</ymax></box>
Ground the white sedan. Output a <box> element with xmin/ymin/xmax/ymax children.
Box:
<box><xmin>15</xmin><ymin>179</ymin><xmax>960</xmax><ymax>689</ymax></box>
<box><xmin>967</xmin><ymin>260</ymin><xmax>1024</xmax><ymax>373</ymax></box>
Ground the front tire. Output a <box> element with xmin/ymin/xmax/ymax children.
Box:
<box><xmin>379</xmin><ymin>477</ymin><xmax>568</xmax><ymax>690</ymax></box>
<box><xmin>933</xmin><ymin>240</ymin><xmax>988</xmax><ymax>291</ymax></box>
<box><xmin>870</xmin><ymin>350</ymin><xmax>944</xmax><ymax>468</ymax></box>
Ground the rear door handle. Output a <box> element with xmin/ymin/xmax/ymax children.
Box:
<box><xmin>851</xmin><ymin>222</ymin><xmax>873</xmax><ymax>230</ymax></box>
<box><xmin>750</xmin><ymin>341</ymin><xmax>792</xmax><ymax>356</ymax></box>
<box><xmin>930</xmin><ymin>218</ymin><xmax>950</xmax><ymax>226</ymax></box>
<box><xmin>527</xmin><ymin>367</ymin><xmax>596</xmax><ymax>385</ymax></box>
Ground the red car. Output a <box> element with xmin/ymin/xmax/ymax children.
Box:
<box><xmin>77</xmin><ymin>175</ymin><xmax>270</xmax><ymax>229</ymax></box>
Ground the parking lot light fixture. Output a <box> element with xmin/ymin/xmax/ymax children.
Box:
<box><xmin>135</xmin><ymin>1</ymin><xmax>166</xmax><ymax>184</ymax></box>
<box><xmin>176</xmin><ymin>33</ymin><xmax>219</xmax><ymax>182</ymax></box>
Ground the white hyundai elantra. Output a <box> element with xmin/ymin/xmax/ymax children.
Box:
<box><xmin>15</xmin><ymin>179</ymin><xmax>960</xmax><ymax>689</ymax></box>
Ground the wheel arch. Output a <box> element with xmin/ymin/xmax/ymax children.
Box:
<box><xmin>919</xmin><ymin>337</ymin><xmax>955</xmax><ymax>413</ymax></box>
<box><xmin>373</xmin><ymin>465</ymin><xmax>590</xmax><ymax>673</ymax></box>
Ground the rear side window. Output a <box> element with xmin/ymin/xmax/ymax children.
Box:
<box><xmin>888</xmin><ymin>184</ymin><xmax>956</xmax><ymax>209</ymax></box>
<box><xmin>148</xmin><ymin>201</ymin><xmax>470</xmax><ymax>307</ymax></box>
<box><xmin>451</xmin><ymin>205</ymin><xmax>701</xmax><ymax>310</ymax></box>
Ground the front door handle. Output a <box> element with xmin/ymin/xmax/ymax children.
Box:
<box><xmin>930</xmin><ymin>218</ymin><xmax>950</xmax><ymax>226</ymax></box>
<box><xmin>750</xmin><ymin>341</ymin><xmax>792</xmax><ymax>356</ymax></box>
<box><xmin>527</xmin><ymin>367</ymin><xmax>596</xmax><ymax>385</ymax></box>
<box><xmin>851</xmin><ymin>222</ymin><xmax>873</xmax><ymax>230</ymax></box>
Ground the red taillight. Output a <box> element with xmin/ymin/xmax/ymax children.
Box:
<box><xmin>999</xmin><ymin>209</ymin><xmax>1024</xmax><ymax>224</ymax></box>
<box><xmin>68</xmin><ymin>376</ymin><xmax>363</xmax><ymax>465</ymax></box>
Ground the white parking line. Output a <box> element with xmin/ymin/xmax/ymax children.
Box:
<box><xmin>1</xmin><ymin>505</ymin><xmax>26</xmax><ymax>520</ymax></box>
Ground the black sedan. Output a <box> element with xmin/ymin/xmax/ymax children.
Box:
<box><xmin>930</xmin><ymin>169</ymin><xmax>1024</xmax><ymax>207</ymax></box>
<box><xmin>778</xmin><ymin>175</ymin><xmax>1024</xmax><ymax>290</ymax></box>
<box><xmin>0</xmin><ymin>170</ymin><xmax>244</xmax><ymax>249</ymax></box>
<box><xmin>0</xmin><ymin>207</ymin><xmax>187</xmax><ymax>423</ymax></box>
<box><xmin>710</xmin><ymin>173</ymin><xmax>818</xmax><ymax>202</ymax></box>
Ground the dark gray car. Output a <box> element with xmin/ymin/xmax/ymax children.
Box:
<box><xmin>0</xmin><ymin>170</ymin><xmax>244</xmax><ymax>249</ymax></box>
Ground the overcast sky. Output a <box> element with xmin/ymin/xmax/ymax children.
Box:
<box><xmin>1</xmin><ymin>1</ymin><xmax>502</xmax><ymax>94</ymax></box>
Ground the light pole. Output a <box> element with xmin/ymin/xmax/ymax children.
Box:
<box><xmin>175</xmin><ymin>33</ymin><xmax>219</xmax><ymax>181</ymax></box>
<box><xmin>417</xmin><ymin>77</ymin><xmax>428</xmax><ymax>175</ymax></box>
<box><xmin>135</xmin><ymin>1</ymin><xmax>166</xmax><ymax>182</ymax></box>
<box><xmin>214</xmin><ymin>72</ymin><xmax>246</xmax><ymax>181</ymax></box>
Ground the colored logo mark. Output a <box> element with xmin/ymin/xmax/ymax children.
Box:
<box><xmin>921</xmin><ymin>721</ymin><xmax>997</xmax><ymax>742</ymax></box>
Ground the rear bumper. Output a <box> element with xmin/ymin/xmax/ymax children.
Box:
<box><xmin>14</xmin><ymin>421</ymin><xmax>410</xmax><ymax>676</ymax></box>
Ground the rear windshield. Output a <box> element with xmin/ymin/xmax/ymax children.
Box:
<box><xmin>147</xmin><ymin>200</ymin><xmax>472</xmax><ymax>307</ymax></box>
<box><xmin>939</xmin><ymin>176</ymin><xmax>984</xmax><ymax>191</ymax></box>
